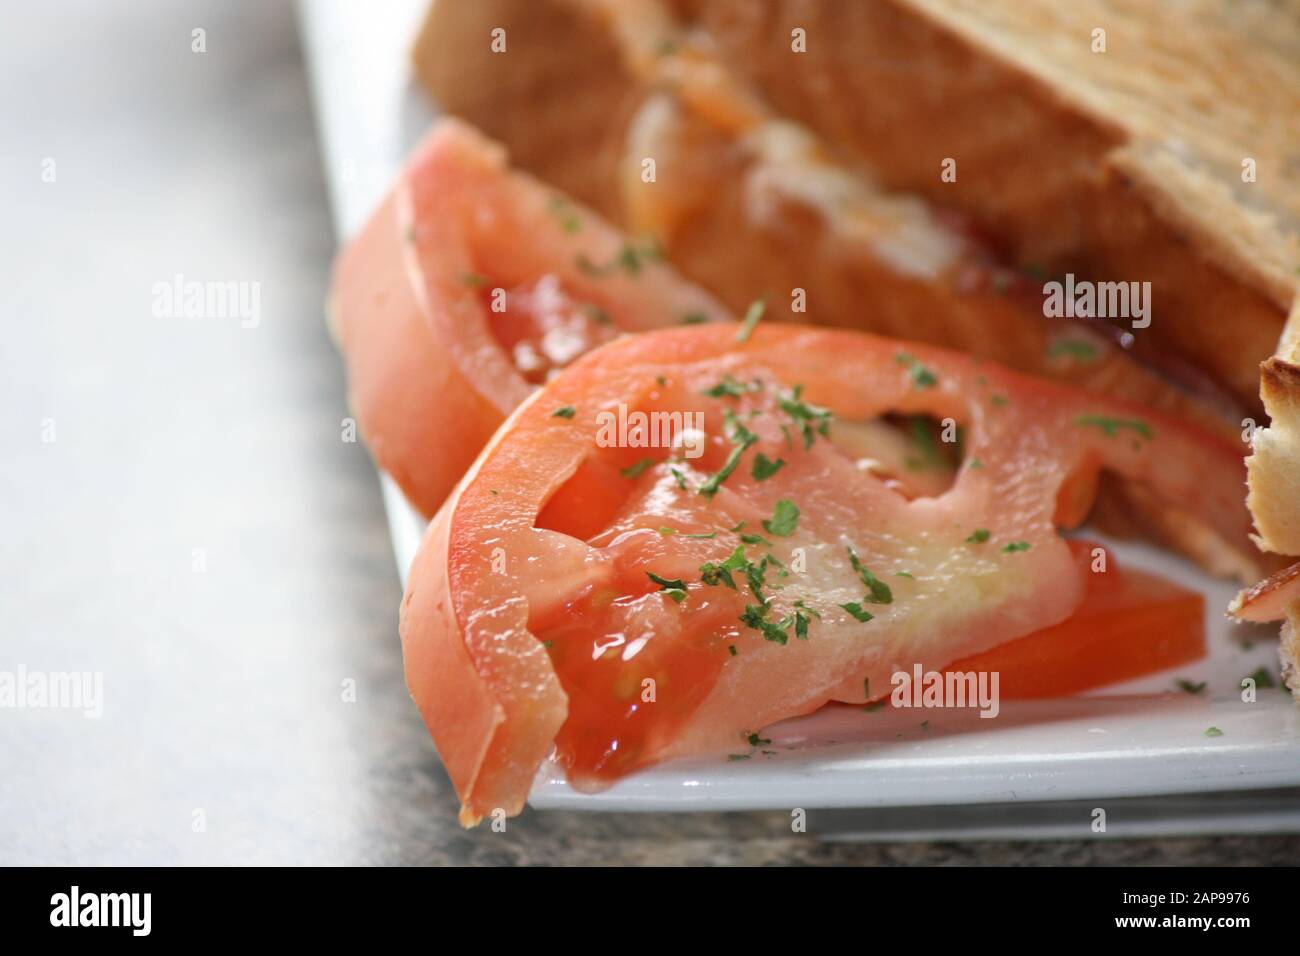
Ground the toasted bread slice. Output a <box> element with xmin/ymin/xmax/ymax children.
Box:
<box><xmin>1248</xmin><ymin>303</ymin><xmax>1300</xmax><ymax>554</ymax></box>
<box><xmin>687</xmin><ymin>0</ymin><xmax>1299</xmax><ymax>412</ymax></box>
<box><xmin>412</xmin><ymin>0</ymin><xmax>1283</xmax><ymax>581</ymax></box>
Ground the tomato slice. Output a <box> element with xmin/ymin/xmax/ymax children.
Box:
<box><xmin>947</xmin><ymin>543</ymin><xmax>1204</xmax><ymax>699</ymax></box>
<box><xmin>400</xmin><ymin>322</ymin><xmax>1256</xmax><ymax>825</ymax></box>
<box><xmin>329</xmin><ymin>119</ymin><xmax>728</xmax><ymax>517</ymax></box>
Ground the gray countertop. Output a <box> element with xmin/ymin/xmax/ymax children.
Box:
<box><xmin>1</xmin><ymin>0</ymin><xmax>1295</xmax><ymax>865</ymax></box>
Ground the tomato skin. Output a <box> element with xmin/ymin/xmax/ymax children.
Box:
<box><xmin>402</xmin><ymin>322</ymin><xmax>1258</xmax><ymax>826</ymax></box>
<box><xmin>331</xmin><ymin>191</ymin><xmax>506</xmax><ymax>518</ymax></box>
<box><xmin>330</xmin><ymin>120</ymin><xmax>729</xmax><ymax>518</ymax></box>
<box><xmin>947</xmin><ymin>544</ymin><xmax>1205</xmax><ymax>698</ymax></box>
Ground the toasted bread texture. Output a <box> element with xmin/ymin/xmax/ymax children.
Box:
<box><xmin>1248</xmin><ymin>305</ymin><xmax>1300</xmax><ymax>554</ymax></box>
<box><xmin>690</xmin><ymin>0</ymin><xmax>1299</xmax><ymax>410</ymax></box>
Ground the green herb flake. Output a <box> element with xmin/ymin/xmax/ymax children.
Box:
<box><xmin>698</xmin><ymin>415</ymin><xmax>759</xmax><ymax>499</ymax></box>
<box><xmin>1075</xmin><ymin>414</ymin><xmax>1153</xmax><ymax>440</ymax></box>
<box><xmin>584</xmin><ymin>305</ymin><xmax>612</xmax><ymax>326</ymax></box>
<box><xmin>669</xmin><ymin>467</ymin><xmax>689</xmax><ymax>491</ymax></box>
<box><xmin>1048</xmin><ymin>339</ymin><xmax>1100</xmax><ymax>362</ymax></box>
<box><xmin>727</xmin><ymin>644</ymin><xmax>738</xmax><ymax>657</ymax></box>
<box><xmin>840</xmin><ymin>602</ymin><xmax>875</xmax><ymax>623</ymax></box>
<box><xmin>700</xmin><ymin>545</ymin><xmax>749</xmax><ymax>590</ymax></box>
<box><xmin>895</xmin><ymin>352</ymin><xmax>938</xmax><ymax>389</ymax></box>
<box><xmin>620</xmin><ymin>457</ymin><xmax>658</xmax><ymax>479</ymax></box>
<box><xmin>551</xmin><ymin>405</ymin><xmax>576</xmax><ymax>419</ymax></box>
<box><xmin>966</xmin><ymin>528</ymin><xmax>991</xmax><ymax>545</ymax></box>
<box><xmin>727</xmin><ymin>753</ymin><xmax>751</xmax><ymax>762</ymax></box>
<box><xmin>703</xmin><ymin>374</ymin><xmax>760</xmax><ymax>399</ymax></box>
<box><xmin>1001</xmin><ymin>541</ymin><xmax>1031</xmax><ymax>553</ymax></box>
<box><xmin>1176</xmin><ymin>679</ymin><xmax>1207</xmax><ymax>696</ymax></box>
<box><xmin>779</xmin><ymin>385</ymin><xmax>833</xmax><ymax>449</ymax></box>
<box><xmin>736</xmin><ymin>298</ymin><xmax>766</xmax><ymax>342</ymax></box>
<box><xmin>740</xmin><ymin>601</ymin><xmax>789</xmax><ymax>644</ymax></box>
<box><xmin>1246</xmin><ymin>667</ymin><xmax>1276</xmax><ymax>690</ymax></box>
<box><xmin>681</xmin><ymin>311</ymin><xmax>709</xmax><ymax>325</ymax></box>
<box><xmin>750</xmin><ymin>453</ymin><xmax>786</xmax><ymax>481</ymax></box>
<box><xmin>577</xmin><ymin>238</ymin><xmax>661</xmax><ymax>278</ymax></box>
<box><xmin>1204</xmin><ymin>726</ymin><xmax>1224</xmax><ymax>738</ymax></box>
<box><xmin>647</xmin><ymin>571</ymin><xmax>687</xmax><ymax>603</ymax></box>
<box><xmin>846</xmin><ymin>546</ymin><xmax>893</xmax><ymax>604</ymax></box>
<box><xmin>548</xmin><ymin>195</ymin><xmax>582</xmax><ymax>234</ymax></box>
<box><xmin>762</xmin><ymin>499</ymin><xmax>800</xmax><ymax>537</ymax></box>
<box><xmin>747</xmin><ymin>733</ymin><xmax>771</xmax><ymax>747</ymax></box>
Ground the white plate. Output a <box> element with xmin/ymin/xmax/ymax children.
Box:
<box><xmin>299</xmin><ymin>0</ymin><xmax>1300</xmax><ymax>826</ymax></box>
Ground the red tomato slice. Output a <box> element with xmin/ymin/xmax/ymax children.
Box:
<box><xmin>947</xmin><ymin>543</ymin><xmax>1205</xmax><ymax>699</ymax></box>
<box><xmin>330</xmin><ymin>119</ymin><xmax>728</xmax><ymax>516</ymax></box>
<box><xmin>400</xmin><ymin>322</ymin><xmax>1255</xmax><ymax>825</ymax></box>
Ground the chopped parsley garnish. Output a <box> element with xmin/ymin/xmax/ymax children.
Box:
<box><xmin>904</xmin><ymin>416</ymin><xmax>942</xmax><ymax>470</ymax></box>
<box><xmin>620</xmin><ymin>457</ymin><xmax>658</xmax><ymax>479</ymax></box>
<box><xmin>790</xmin><ymin>600</ymin><xmax>820</xmax><ymax>639</ymax></box>
<box><xmin>747</xmin><ymin>733</ymin><xmax>772</xmax><ymax>747</ymax></box>
<box><xmin>647</xmin><ymin>571</ymin><xmax>687</xmax><ymax>603</ymax></box>
<box><xmin>681</xmin><ymin>311</ymin><xmax>709</xmax><ymax>325</ymax></box>
<box><xmin>1204</xmin><ymin>726</ymin><xmax>1224</xmax><ymax>738</ymax></box>
<box><xmin>762</xmin><ymin>499</ymin><xmax>800</xmax><ymax>537</ymax></box>
<box><xmin>1176</xmin><ymin>679</ymin><xmax>1207</xmax><ymax>695</ymax></box>
<box><xmin>727</xmin><ymin>644</ymin><xmax>738</xmax><ymax>657</ymax></box>
<box><xmin>739</xmin><ymin>532</ymin><xmax>771</xmax><ymax>547</ymax></box>
<box><xmin>863</xmin><ymin>700</ymin><xmax>886</xmax><ymax>713</ymax></box>
<box><xmin>846</xmin><ymin>546</ymin><xmax>893</xmax><ymax>604</ymax></box>
<box><xmin>1247</xmin><ymin>666</ymin><xmax>1276</xmax><ymax>689</ymax></box>
<box><xmin>577</xmin><ymin>238</ymin><xmax>661</xmax><ymax>277</ymax></box>
<box><xmin>840</xmin><ymin>602</ymin><xmax>875</xmax><ymax>623</ymax></box>
<box><xmin>669</xmin><ymin>466</ymin><xmax>689</xmax><ymax>490</ymax></box>
<box><xmin>703</xmin><ymin>375</ymin><xmax>761</xmax><ymax>398</ymax></box>
<box><xmin>1001</xmin><ymin>541</ymin><xmax>1032</xmax><ymax>553</ymax></box>
<box><xmin>895</xmin><ymin>570</ymin><xmax>914</xmax><ymax>578</ymax></box>
<box><xmin>548</xmin><ymin>195</ymin><xmax>582</xmax><ymax>234</ymax></box>
<box><xmin>966</xmin><ymin>528</ymin><xmax>991</xmax><ymax>544</ymax></box>
<box><xmin>968</xmin><ymin>457</ymin><xmax>984</xmax><ymax>470</ymax></box>
<box><xmin>727</xmin><ymin>753</ymin><xmax>751</xmax><ymax>762</ymax></box>
<box><xmin>700</xmin><ymin>545</ymin><xmax>748</xmax><ymax>590</ymax></box>
<box><xmin>584</xmin><ymin>305</ymin><xmax>612</xmax><ymax>325</ymax></box>
<box><xmin>740</xmin><ymin>601</ymin><xmax>789</xmax><ymax>644</ymax></box>
<box><xmin>460</xmin><ymin>272</ymin><xmax>490</xmax><ymax>288</ymax></box>
<box><xmin>751</xmin><ymin>453</ymin><xmax>785</xmax><ymax>481</ymax></box>
<box><xmin>895</xmin><ymin>352</ymin><xmax>938</xmax><ymax>389</ymax></box>
<box><xmin>1049</xmin><ymin>339</ymin><xmax>1099</xmax><ymax>362</ymax></box>
<box><xmin>699</xmin><ymin>413</ymin><xmax>759</xmax><ymax>498</ymax></box>
<box><xmin>1075</xmin><ymin>414</ymin><xmax>1153</xmax><ymax>440</ymax></box>
<box><xmin>551</xmin><ymin>405</ymin><xmax>576</xmax><ymax>419</ymax></box>
<box><xmin>736</xmin><ymin>298</ymin><xmax>766</xmax><ymax>342</ymax></box>
<box><xmin>779</xmin><ymin>385</ymin><xmax>833</xmax><ymax>449</ymax></box>
<box><xmin>657</xmin><ymin>527</ymin><xmax>717</xmax><ymax>539</ymax></box>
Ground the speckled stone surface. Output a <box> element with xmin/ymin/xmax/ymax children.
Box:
<box><xmin>1</xmin><ymin>0</ymin><xmax>1296</xmax><ymax>866</ymax></box>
